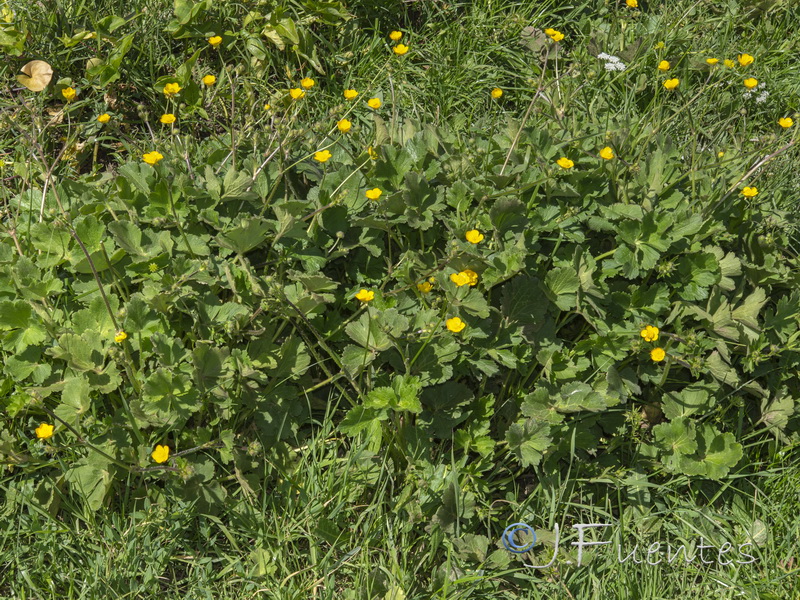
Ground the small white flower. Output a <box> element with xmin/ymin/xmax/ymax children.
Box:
<box><xmin>597</xmin><ymin>52</ymin><xmax>612</xmax><ymax>60</ymax></box>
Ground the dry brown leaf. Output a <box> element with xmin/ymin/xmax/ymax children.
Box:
<box><xmin>17</xmin><ymin>60</ymin><xmax>53</xmax><ymax>92</ymax></box>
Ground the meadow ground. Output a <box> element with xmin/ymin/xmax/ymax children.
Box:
<box><xmin>1</xmin><ymin>0</ymin><xmax>799</xmax><ymax>598</ymax></box>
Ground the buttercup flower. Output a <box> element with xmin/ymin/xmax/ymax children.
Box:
<box><xmin>465</xmin><ymin>229</ymin><xmax>484</xmax><ymax>244</ymax></box>
<box><xmin>152</xmin><ymin>444</ymin><xmax>170</xmax><ymax>463</ymax></box>
<box><xmin>778</xmin><ymin>117</ymin><xmax>794</xmax><ymax>128</ymax></box>
<box><xmin>556</xmin><ymin>157</ymin><xmax>574</xmax><ymax>169</ymax></box>
<box><xmin>368</xmin><ymin>97</ymin><xmax>382</xmax><ymax>109</ymax></box>
<box><xmin>163</xmin><ymin>82</ymin><xmax>181</xmax><ymax>97</ymax></box>
<box><xmin>160</xmin><ymin>113</ymin><xmax>176</xmax><ymax>124</ymax></box>
<box><xmin>548</xmin><ymin>30</ymin><xmax>564</xmax><ymax>42</ymax></box>
<box><xmin>35</xmin><ymin>423</ymin><xmax>54</xmax><ymax>439</ymax></box>
<box><xmin>626</xmin><ymin>0</ymin><xmax>638</xmax><ymax>6</ymax></box>
<box><xmin>640</xmin><ymin>325</ymin><xmax>659</xmax><ymax>342</ymax></box>
<box><xmin>365</xmin><ymin>188</ymin><xmax>382</xmax><ymax>200</ymax></box>
<box><xmin>263</xmin><ymin>104</ymin><xmax>271</xmax><ymax>110</ymax></box>
<box><xmin>462</xmin><ymin>269</ymin><xmax>478</xmax><ymax>286</ymax></box>
<box><xmin>61</xmin><ymin>87</ymin><xmax>76</xmax><ymax>101</ymax></box>
<box><xmin>658</xmin><ymin>60</ymin><xmax>670</xmax><ymax>71</ymax></box>
<box><xmin>344</xmin><ymin>89</ymin><xmax>358</xmax><ymax>100</ymax></box>
<box><xmin>355</xmin><ymin>289</ymin><xmax>375</xmax><ymax>302</ymax></box>
<box><xmin>314</xmin><ymin>150</ymin><xmax>332</xmax><ymax>162</ymax></box>
<box><xmin>544</xmin><ymin>28</ymin><xmax>556</xmax><ymax>36</ymax></box>
<box><xmin>115</xmin><ymin>330</ymin><xmax>128</xmax><ymax>343</ymax></box>
<box><xmin>724</xmin><ymin>59</ymin><xmax>735</xmax><ymax>68</ymax></box>
<box><xmin>337</xmin><ymin>118</ymin><xmax>352</xmax><ymax>133</ymax></box>
<box><xmin>446</xmin><ymin>317</ymin><xmax>466</xmax><ymax>333</ymax></box>
<box><xmin>367</xmin><ymin>146</ymin><xmax>378</xmax><ymax>160</ymax></box>
<box><xmin>97</xmin><ymin>113</ymin><xmax>111</xmax><ymax>123</ymax></box>
<box><xmin>741</xmin><ymin>186</ymin><xmax>758</xmax><ymax>197</ymax></box>
<box><xmin>718</xmin><ymin>151</ymin><xmax>725</xmax><ymax>158</ymax></box>
<box><xmin>706</xmin><ymin>58</ymin><xmax>719</xmax><ymax>65</ymax></box>
<box><xmin>208</xmin><ymin>35</ymin><xmax>222</xmax><ymax>48</ymax></box>
<box><xmin>450</xmin><ymin>272</ymin><xmax>471</xmax><ymax>287</ymax></box>
<box><xmin>650</xmin><ymin>347</ymin><xmax>666</xmax><ymax>362</ymax></box>
<box><xmin>737</xmin><ymin>53</ymin><xmax>754</xmax><ymax>66</ymax></box>
<box><xmin>142</xmin><ymin>152</ymin><xmax>163</xmax><ymax>166</ymax></box>
<box><xmin>300</xmin><ymin>77</ymin><xmax>315</xmax><ymax>89</ymax></box>
<box><xmin>491</xmin><ymin>88</ymin><xmax>503</xmax><ymax>99</ymax></box>
<box><xmin>289</xmin><ymin>88</ymin><xmax>305</xmax><ymax>99</ymax></box>
<box><xmin>663</xmin><ymin>78</ymin><xmax>679</xmax><ymax>90</ymax></box>
<box><xmin>393</xmin><ymin>44</ymin><xmax>409</xmax><ymax>55</ymax></box>
<box><xmin>743</xmin><ymin>77</ymin><xmax>758</xmax><ymax>89</ymax></box>
<box><xmin>599</xmin><ymin>146</ymin><xmax>614</xmax><ymax>160</ymax></box>
<box><xmin>389</xmin><ymin>31</ymin><xmax>402</xmax><ymax>41</ymax></box>
<box><xmin>202</xmin><ymin>75</ymin><xmax>216</xmax><ymax>86</ymax></box>
<box><xmin>417</xmin><ymin>281</ymin><xmax>433</xmax><ymax>293</ymax></box>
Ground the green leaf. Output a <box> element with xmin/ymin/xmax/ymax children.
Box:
<box><xmin>505</xmin><ymin>419</ymin><xmax>552</xmax><ymax>467</ymax></box>
<box><xmin>661</xmin><ymin>384</ymin><xmax>715</xmax><ymax>420</ymax></box>
<box><xmin>544</xmin><ymin>267</ymin><xmax>580</xmax><ymax>310</ymax></box>
<box><xmin>216</xmin><ymin>218</ymin><xmax>271</xmax><ymax>255</ymax></box>
<box><xmin>653</xmin><ymin>417</ymin><xmax>697</xmax><ymax>456</ymax></box>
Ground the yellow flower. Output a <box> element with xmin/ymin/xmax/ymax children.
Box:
<box><xmin>741</xmin><ymin>186</ymin><xmax>758</xmax><ymax>197</ymax></box>
<box><xmin>491</xmin><ymin>88</ymin><xmax>503</xmax><ymax>99</ymax></box>
<box><xmin>706</xmin><ymin>58</ymin><xmax>719</xmax><ymax>65</ymax></box>
<box><xmin>160</xmin><ymin>113</ymin><xmax>176</xmax><ymax>124</ymax></box>
<box><xmin>61</xmin><ymin>87</ymin><xmax>77</xmax><ymax>101</ymax></box>
<box><xmin>417</xmin><ymin>281</ymin><xmax>433</xmax><ymax>293</ymax></box>
<box><xmin>650</xmin><ymin>347</ymin><xmax>666</xmax><ymax>362</ymax></box>
<box><xmin>737</xmin><ymin>53</ymin><xmax>754</xmax><ymax>66</ymax></box>
<box><xmin>743</xmin><ymin>77</ymin><xmax>758</xmax><ymax>89</ymax></box>
<box><xmin>640</xmin><ymin>325</ymin><xmax>659</xmax><ymax>342</ymax></box>
<box><xmin>368</xmin><ymin>97</ymin><xmax>382</xmax><ymax>109</ymax></box>
<box><xmin>544</xmin><ymin>28</ymin><xmax>556</xmax><ymax>36</ymax></box>
<box><xmin>97</xmin><ymin>113</ymin><xmax>111</xmax><ymax>123</ymax></box>
<box><xmin>202</xmin><ymin>74</ymin><xmax>216</xmax><ymax>86</ymax></box>
<box><xmin>450</xmin><ymin>272</ymin><xmax>470</xmax><ymax>287</ymax></box>
<box><xmin>556</xmin><ymin>157</ymin><xmax>574</xmax><ymax>169</ymax></box>
<box><xmin>367</xmin><ymin>146</ymin><xmax>378</xmax><ymax>160</ymax></box>
<box><xmin>264</xmin><ymin>103</ymin><xmax>271</xmax><ymax>111</ymax></box>
<box><xmin>344</xmin><ymin>89</ymin><xmax>358</xmax><ymax>100</ymax></box>
<box><xmin>365</xmin><ymin>188</ymin><xmax>382</xmax><ymax>200</ymax></box>
<box><xmin>208</xmin><ymin>35</ymin><xmax>222</xmax><ymax>48</ymax></box>
<box><xmin>394</xmin><ymin>44</ymin><xmax>409</xmax><ymax>55</ymax></box>
<box><xmin>778</xmin><ymin>117</ymin><xmax>794</xmax><ymax>129</ymax></box>
<box><xmin>151</xmin><ymin>444</ymin><xmax>170</xmax><ymax>463</ymax></box>
<box><xmin>718</xmin><ymin>151</ymin><xmax>725</xmax><ymax>158</ymax></box>
<box><xmin>114</xmin><ymin>330</ymin><xmax>128</xmax><ymax>343</ymax></box>
<box><xmin>549</xmin><ymin>31</ymin><xmax>564</xmax><ymax>42</ymax></box>
<box><xmin>663</xmin><ymin>78</ymin><xmax>679</xmax><ymax>90</ymax></box>
<box><xmin>142</xmin><ymin>151</ymin><xmax>164</xmax><ymax>166</ymax></box>
<box><xmin>35</xmin><ymin>423</ymin><xmax>54</xmax><ymax>439</ymax></box>
<box><xmin>314</xmin><ymin>150</ymin><xmax>332</xmax><ymax>162</ymax></box>
<box><xmin>300</xmin><ymin>77</ymin><xmax>315</xmax><ymax>89</ymax></box>
<box><xmin>658</xmin><ymin>60</ymin><xmax>670</xmax><ymax>71</ymax></box>
<box><xmin>462</xmin><ymin>269</ymin><xmax>478</xmax><ymax>286</ymax></box>
<box><xmin>163</xmin><ymin>82</ymin><xmax>181</xmax><ymax>97</ymax></box>
<box><xmin>289</xmin><ymin>88</ymin><xmax>305</xmax><ymax>100</ymax></box>
<box><xmin>389</xmin><ymin>31</ymin><xmax>402</xmax><ymax>41</ymax></box>
<box><xmin>446</xmin><ymin>317</ymin><xmax>466</xmax><ymax>333</ymax></box>
<box><xmin>337</xmin><ymin>118</ymin><xmax>352</xmax><ymax>133</ymax></box>
<box><xmin>724</xmin><ymin>59</ymin><xmax>735</xmax><ymax>68</ymax></box>
<box><xmin>626</xmin><ymin>0</ymin><xmax>638</xmax><ymax>6</ymax></box>
<box><xmin>355</xmin><ymin>289</ymin><xmax>375</xmax><ymax>302</ymax></box>
<box><xmin>654</xmin><ymin>41</ymin><xmax>665</xmax><ymax>49</ymax></box>
<box><xmin>599</xmin><ymin>146</ymin><xmax>614</xmax><ymax>160</ymax></box>
<box><xmin>465</xmin><ymin>229</ymin><xmax>484</xmax><ymax>244</ymax></box>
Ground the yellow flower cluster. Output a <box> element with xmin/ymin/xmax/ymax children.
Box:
<box><xmin>544</xmin><ymin>28</ymin><xmax>564</xmax><ymax>42</ymax></box>
<box><xmin>355</xmin><ymin>289</ymin><xmax>374</xmax><ymax>302</ymax></box>
<box><xmin>450</xmin><ymin>269</ymin><xmax>478</xmax><ymax>287</ymax></box>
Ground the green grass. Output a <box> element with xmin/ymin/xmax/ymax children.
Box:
<box><xmin>2</xmin><ymin>0</ymin><xmax>800</xmax><ymax>597</ymax></box>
